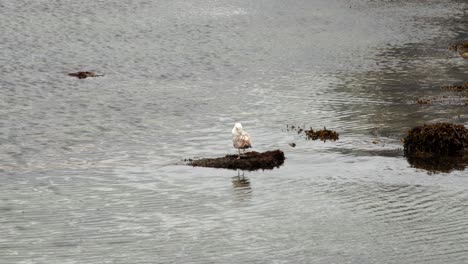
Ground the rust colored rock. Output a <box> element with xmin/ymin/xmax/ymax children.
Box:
<box><xmin>189</xmin><ymin>150</ymin><xmax>285</xmax><ymax>171</ymax></box>
<box><xmin>68</xmin><ymin>71</ymin><xmax>103</xmax><ymax>79</ymax></box>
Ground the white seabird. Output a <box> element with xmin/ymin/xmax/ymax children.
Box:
<box><xmin>232</xmin><ymin>123</ymin><xmax>252</xmax><ymax>158</ymax></box>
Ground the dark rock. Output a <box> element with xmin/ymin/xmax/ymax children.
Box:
<box><xmin>403</xmin><ymin>123</ymin><xmax>468</xmax><ymax>157</ymax></box>
<box><xmin>189</xmin><ymin>150</ymin><xmax>285</xmax><ymax>171</ymax></box>
<box><xmin>67</xmin><ymin>71</ymin><xmax>104</xmax><ymax>79</ymax></box>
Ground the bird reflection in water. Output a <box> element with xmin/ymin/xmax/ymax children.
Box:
<box><xmin>231</xmin><ymin>170</ymin><xmax>251</xmax><ymax>189</ymax></box>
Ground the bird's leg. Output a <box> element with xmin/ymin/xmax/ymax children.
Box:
<box><xmin>237</xmin><ymin>149</ymin><xmax>241</xmax><ymax>159</ymax></box>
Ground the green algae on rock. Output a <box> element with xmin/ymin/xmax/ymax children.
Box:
<box><xmin>403</xmin><ymin>123</ymin><xmax>468</xmax><ymax>157</ymax></box>
<box><xmin>189</xmin><ymin>150</ymin><xmax>285</xmax><ymax>171</ymax></box>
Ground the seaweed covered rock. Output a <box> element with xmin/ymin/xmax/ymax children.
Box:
<box><xmin>403</xmin><ymin>123</ymin><xmax>468</xmax><ymax>157</ymax></box>
<box><xmin>286</xmin><ymin>125</ymin><xmax>339</xmax><ymax>142</ymax></box>
<box><xmin>189</xmin><ymin>150</ymin><xmax>285</xmax><ymax>171</ymax></box>
<box><xmin>304</xmin><ymin>128</ymin><xmax>339</xmax><ymax>142</ymax></box>
<box><xmin>68</xmin><ymin>71</ymin><xmax>104</xmax><ymax>79</ymax></box>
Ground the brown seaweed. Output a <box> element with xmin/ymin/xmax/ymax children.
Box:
<box><xmin>287</xmin><ymin>125</ymin><xmax>339</xmax><ymax>142</ymax></box>
<box><xmin>304</xmin><ymin>128</ymin><xmax>339</xmax><ymax>142</ymax></box>
<box><xmin>403</xmin><ymin>123</ymin><xmax>468</xmax><ymax>157</ymax></box>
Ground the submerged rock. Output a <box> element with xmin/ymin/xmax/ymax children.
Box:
<box><xmin>68</xmin><ymin>71</ymin><xmax>104</xmax><ymax>79</ymax></box>
<box><xmin>403</xmin><ymin>123</ymin><xmax>468</xmax><ymax>157</ymax></box>
<box><xmin>189</xmin><ymin>150</ymin><xmax>285</xmax><ymax>171</ymax></box>
<box><xmin>415</xmin><ymin>82</ymin><xmax>468</xmax><ymax>106</ymax></box>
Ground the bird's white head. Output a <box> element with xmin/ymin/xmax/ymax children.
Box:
<box><xmin>232</xmin><ymin>122</ymin><xmax>243</xmax><ymax>135</ymax></box>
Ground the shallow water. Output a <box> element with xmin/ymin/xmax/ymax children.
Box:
<box><xmin>1</xmin><ymin>0</ymin><xmax>468</xmax><ymax>263</ymax></box>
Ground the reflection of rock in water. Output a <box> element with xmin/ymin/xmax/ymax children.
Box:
<box><xmin>406</xmin><ymin>155</ymin><xmax>468</xmax><ymax>174</ymax></box>
<box><xmin>232</xmin><ymin>171</ymin><xmax>251</xmax><ymax>189</ymax></box>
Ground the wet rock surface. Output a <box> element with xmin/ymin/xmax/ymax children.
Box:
<box><xmin>189</xmin><ymin>150</ymin><xmax>285</xmax><ymax>171</ymax></box>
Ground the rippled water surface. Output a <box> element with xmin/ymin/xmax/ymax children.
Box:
<box><xmin>1</xmin><ymin>0</ymin><xmax>468</xmax><ymax>263</ymax></box>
